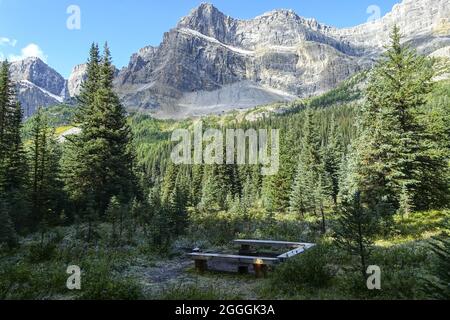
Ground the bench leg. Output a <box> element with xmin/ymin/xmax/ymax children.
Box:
<box><xmin>253</xmin><ymin>264</ymin><xmax>268</xmax><ymax>278</ymax></box>
<box><xmin>239</xmin><ymin>244</ymin><xmax>251</xmax><ymax>255</ymax></box>
<box><xmin>195</xmin><ymin>260</ymin><xmax>208</xmax><ymax>273</ymax></box>
<box><xmin>238</xmin><ymin>265</ymin><xmax>249</xmax><ymax>274</ymax></box>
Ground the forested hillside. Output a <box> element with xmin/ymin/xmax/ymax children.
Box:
<box><xmin>0</xmin><ymin>28</ymin><xmax>449</xmax><ymax>300</ymax></box>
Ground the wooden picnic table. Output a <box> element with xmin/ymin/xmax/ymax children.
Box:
<box><xmin>188</xmin><ymin>239</ymin><xmax>316</xmax><ymax>278</ymax></box>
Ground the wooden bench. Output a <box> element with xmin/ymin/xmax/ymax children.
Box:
<box><xmin>187</xmin><ymin>252</ymin><xmax>279</xmax><ymax>277</ymax></box>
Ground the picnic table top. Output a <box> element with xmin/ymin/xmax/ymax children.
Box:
<box><xmin>233</xmin><ymin>239</ymin><xmax>312</xmax><ymax>248</ymax></box>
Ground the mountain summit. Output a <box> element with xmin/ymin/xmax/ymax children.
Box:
<box><xmin>113</xmin><ymin>0</ymin><xmax>449</xmax><ymax>118</ymax></box>
<box><xmin>10</xmin><ymin>0</ymin><xmax>450</xmax><ymax>118</ymax></box>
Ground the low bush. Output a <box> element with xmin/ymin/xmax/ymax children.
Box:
<box><xmin>158</xmin><ymin>283</ymin><xmax>241</xmax><ymax>300</ymax></box>
<box><xmin>268</xmin><ymin>243</ymin><xmax>336</xmax><ymax>295</ymax></box>
<box><xmin>76</xmin><ymin>259</ymin><xmax>143</xmax><ymax>300</ymax></box>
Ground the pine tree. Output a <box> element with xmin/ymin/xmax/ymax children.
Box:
<box><xmin>351</xmin><ymin>26</ymin><xmax>446</xmax><ymax>214</ymax></box>
<box><xmin>29</xmin><ymin>107</ymin><xmax>62</xmax><ymax>229</ymax></box>
<box><xmin>422</xmin><ymin>222</ymin><xmax>450</xmax><ymax>299</ymax></box>
<box><xmin>0</xmin><ymin>198</ymin><xmax>17</xmax><ymax>248</ymax></box>
<box><xmin>76</xmin><ymin>43</ymin><xmax>101</xmax><ymax>119</ymax></box>
<box><xmin>106</xmin><ymin>196</ymin><xmax>121</xmax><ymax>243</ymax></box>
<box><xmin>264</xmin><ymin>129</ymin><xmax>296</xmax><ymax>213</ymax></box>
<box><xmin>0</xmin><ymin>61</ymin><xmax>29</xmax><ymax>234</ymax></box>
<box><xmin>335</xmin><ymin>192</ymin><xmax>378</xmax><ymax>280</ymax></box>
<box><xmin>289</xmin><ymin>109</ymin><xmax>332</xmax><ymax>232</ymax></box>
<box><xmin>64</xmin><ymin>43</ymin><xmax>137</xmax><ymax>215</ymax></box>
<box><xmin>323</xmin><ymin>115</ymin><xmax>344</xmax><ymax>205</ymax></box>
<box><xmin>199</xmin><ymin>165</ymin><xmax>222</xmax><ymax>211</ymax></box>
<box><xmin>0</xmin><ymin>61</ymin><xmax>14</xmax><ymax>152</ymax></box>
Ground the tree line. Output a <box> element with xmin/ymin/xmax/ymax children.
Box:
<box><xmin>0</xmin><ymin>28</ymin><xmax>449</xmax><ymax>288</ymax></box>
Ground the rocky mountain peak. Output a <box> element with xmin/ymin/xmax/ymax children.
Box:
<box><xmin>256</xmin><ymin>8</ymin><xmax>299</xmax><ymax>20</ymax></box>
<box><xmin>9</xmin><ymin>0</ymin><xmax>450</xmax><ymax>119</ymax></box>
<box><xmin>10</xmin><ymin>57</ymin><xmax>66</xmax><ymax>97</ymax></box>
<box><xmin>67</xmin><ymin>63</ymin><xmax>88</xmax><ymax>98</ymax></box>
<box><xmin>184</xmin><ymin>3</ymin><xmax>225</xmax><ymax>20</ymax></box>
<box><xmin>178</xmin><ymin>3</ymin><xmax>236</xmax><ymax>44</ymax></box>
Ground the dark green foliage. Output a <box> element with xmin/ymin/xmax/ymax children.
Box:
<box><xmin>29</xmin><ymin>107</ymin><xmax>64</xmax><ymax>230</ymax></box>
<box><xmin>0</xmin><ymin>199</ymin><xmax>17</xmax><ymax>249</ymax></box>
<box><xmin>334</xmin><ymin>192</ymin><xmax>378</xmax><ymax>279</ymax></box>
<box><xmin>349</xmin><ymin>26</ymin><xmax>448</xmax><ymax>216</ymax></box>
<box><xmin>63</xmin><ymin>43</ymin><xmax>137</xmax><ymax>215</ymax></box>
<box><xmin>159</xmin><ymin>283</ymin><xmax>240</xmax><ymax>300</ymax></box>
<box><xmin>269</xmin><ymin>244</ymin><xmax>335</xmax><ymax>294</ymax></box>
<box><xmin>289</xmin><ymin>109</ymin><xmax>333</xmax><ymax>233</ymax></box>
<box><xmin>77</xmin><ymin>259</ymin><xmax>143</xmax><ymax>300</ymax></box>
<box><xmin>422</xmin><ymin>222</ymin><xmax>450</xmax><ymax>299</ymax></box>
<box><xmin>0</xmin><ymin>60</ymin><xmax>28</xmax><ymax>242</ymax></box>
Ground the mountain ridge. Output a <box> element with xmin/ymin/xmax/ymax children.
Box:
<box><xmin>8</xmin><ymin>0</ymin><xmax>450</xmax><ymax>118</ymax></box>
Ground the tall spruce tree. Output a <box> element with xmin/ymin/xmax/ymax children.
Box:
<box><xmin>289</xmin><ymin>109</ymin><xmax>332</xmax><ymax>232</ymax></box>
<box><xmin>64</xmin><ymin>43</ymin><xmax>137</xmax><ymax>215</ymax></box>
<box><xmin>323</xmin><ymin>115</ymin><xmax>344</xmax><ymax>205</ymax></box>
<box><xmin>335</xmin><ymin>192</ymin><xmax>378</xmax><ymax>280</ymax></box>
<box><xmin>29</xmin><ymin>107</ymin><xmax>63</xmax><ymax>229</ymax></box>
<box><xmin>0</xmin><ymin>61</ymin><xmax>29</xmax><ymax>237</ymax></box>
<box><xmin>350</xmin><ymin>26</ymin><xmax>447</xmax><ymax>215</ymax></box>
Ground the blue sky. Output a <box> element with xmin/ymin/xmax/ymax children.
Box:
<box><xmin>0</xmin><ymin>0</ymin><xmax>401</xmax><ymax>78</ymax></box>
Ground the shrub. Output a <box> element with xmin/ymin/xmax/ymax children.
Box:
<box><xmin>26</xmin><ymin>242</ymin><xmax>57</xmax><ymax>263</ymax></box>
<box><xmin>158</xmin><ymin>283</ymin><xmax>241</xmax><ymax>300</ymax></box>
<box><xmin>0</xmin><ymin>262</ymin><xmax>68</xmax><ymax>300</ymax></box>
<box><xmin>76</xmin><ymin>259</ymin><xmax>143</xmax><ymax>300</ymax></box>
<box><xmin>338</xmin><ymin>243</ymin><xmax>431</xmax><ymax>299</ymax></box>
<box><xmin>268</xmin><ymin>244</ymin><xmax>336</xmax><ymax>295</ymax></box>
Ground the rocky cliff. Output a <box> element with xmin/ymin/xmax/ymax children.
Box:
<box><xmin>114</xmin><ymin>0</ymin><xmax>449</xmax><ymax>118</ymax></box>
<box><xmin>9</xmin><ymin>57</ymin><xmax>67</xmax><ymax>117</ymax></box>
<box><xmin>10</xmin><ymin>0</ymin><xmax>450</xmax><ymax>118</ymax></box>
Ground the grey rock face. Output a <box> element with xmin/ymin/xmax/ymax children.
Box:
<box><xmin>328</xmin><ymin>0</ymin><xmax>450</xmax><ymax>53</ymax></box>
<box><xmin>67</xmin><ymin>63</ymin><xmax>88</xmax><ymax>98</ymax></box>
<box><xmin>9</xmin><ymin>57</ymin><xmax>68</xmax><ymax>117</ymax></box>
<box><xmin>12</xmin><ymin>0</ymin><xmax>450</xmax><ymax>118</ymax></box>
<box><xmin>115</xmin><ymin>0</ymin><xmax>449</xmax><ymax>117</ymax></box>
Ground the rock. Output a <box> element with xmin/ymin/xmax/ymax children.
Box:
<box><xmin>67</xmin><ymin>63</ymin><xmax>88</xmax><ymax>98</ymax></box>
<box><xmin>9</xmin><ymin>57</ymin><xmax>68</xmax><ymax>117</ymax></box>
<box><xmin>10</xmin><ymin>0</ymin><xmax>450</xmax><ymax>118</ymax></box>
<box><xmin>114</xmin><ymin>0</ymin><xmax>449</xmax><ymax>117</ymax></box>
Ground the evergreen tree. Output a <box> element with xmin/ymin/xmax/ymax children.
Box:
<box><xmin>76</xmin><ymin>43</ymin><xmax>101</xmax><ymax>119</ymax></box>
<box><xmin>64</xmin><ymin>43</ymin><xmax>137</xmax><ymax>215</ymax></box>
<box><xmin>422</xmin><ymin>224</ymin><xmax>450</xmax><ymax>299</ymax></box>
<box><xmin>0</xmin><ymin>198</ymin><xmax>17</xmax><ymax>248</ymax></box>
<box><xmin>0</xmin><ymin>61</ymin><xmax>14</xmax><ymax>152</ymax></box>
<box><xmin>199</xmin><ymin>165</ymin><xmax>222</xmax><ymax>211</ymax></box>
<box><xmin>323</xmin><ymin>115</ymin><xmax>344</xmax><ymax>205</ymax></box>
<box><xmin>289</xmin><ymin>109</ymin><xmax>332</xmax><ymax>232</ymax></box>
<box><xmin>335</xmin><ymin>192</ymin><xmax>378</xmax><ymax>280</ymax></box>
<box><xmin>0</xmin><ymin>61</ymin><xmax>29</xmax><ymax>234</ymax></box>
<box><xmin>29</xmin><ymin>107</ymin><xmax>63</xmax><ymax>229</ymax></box>
<box><xmin>351</xmin><ymin>26</ymin><xmax>446</xmax><ymax>215</ymax></box>
<box><xmin>263</xmin><ymin>128</ymin><xmax>296</xmax><ymax>213</ymax></box>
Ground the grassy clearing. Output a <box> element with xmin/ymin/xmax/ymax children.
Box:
<box><xmin>0</xmin><ymin>209</ymin><xmax>448</xmax><ymax>300</ymax></box>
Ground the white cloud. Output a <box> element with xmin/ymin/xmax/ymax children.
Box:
<box><xmin>9</xmin><ymin>43</ymin><xmax>48</xmax><ymax>63</ymax></box>
<box><xmin>0</xmin><ymin>37</ymin><xmax>17</xmax><ymax>47</ymax></box>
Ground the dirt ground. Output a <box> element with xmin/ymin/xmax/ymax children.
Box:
<box><xmin>129</xmin><ymin>256</ymin><xmax>265</xmax><ymax>299</ymax></box>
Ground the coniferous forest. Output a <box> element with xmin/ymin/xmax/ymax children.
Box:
<box><xmin>0</xmin><ymin>27</ymin><xmax>449</xmax><ymax>300</ymax></box>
